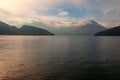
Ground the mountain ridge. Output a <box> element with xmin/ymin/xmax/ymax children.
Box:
<box><xmin>95</xmin><ymin>26</ymin><xmax>120</xmax><ymax>36</ymax></box>
<box><xmin>29</xmin><ymin>20</ymin><xmax>106</xmax><ymax>35</ymax></box>
<box><xmin>0</xmin><ymin>21</ymin><xmax>54</xmax><ymax>35</ymax></box>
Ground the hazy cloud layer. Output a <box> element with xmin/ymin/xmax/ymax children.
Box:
<box><xmin>46</xmin><ymin>20</ymin><xmax>97</xmax><ymax>27</ymax></box>
<box><xmin>0</xmin><ymin>0</ymin><xmax>120</xmax><ymax>27</ymax></box>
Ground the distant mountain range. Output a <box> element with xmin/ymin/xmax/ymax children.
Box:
<box><xmin>95</xmin><ymin>26</ymin><xmax>120</xmax><ymax>36</ymax></box>
<box><xmin>0</xmin><ymin>21</ymin><xmax>54</xmax><ymax>35</ymax></box>
<box><xmin>29</xmin><ymin>20</ymin><xmax>106</xmax><ymax>36</ymax></box>
<box><xmin>0</xmin><ymin>20</ymin><xmax>111</xmax><ymax>36</ymax></box>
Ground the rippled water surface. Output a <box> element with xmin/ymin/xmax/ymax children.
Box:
<box><xmin>0</xmin><ymin>36</ymin><xmax>120</xmax><ymax>80</ymax></box>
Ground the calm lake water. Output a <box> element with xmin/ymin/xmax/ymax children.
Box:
<box><xmin>0</xmin><ymin>36</ymin><xmax>120</xmax><ymax>80</ymax></box>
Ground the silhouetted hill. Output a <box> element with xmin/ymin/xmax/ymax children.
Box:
<box><xmin>0</xmin><ymin>21</ymin><xmax>18</xmax><ymax>35</ymax></box>
<box><xmin>0</xmin><ymin>21</ymin><xmax>54</xmax><ymax>35</ymax></box>
<box><xmin>19</xmin><ymin>25</ymin><xmax>54</xmax><ymax>35</ymax></box>
<box><xmin>95</xmin><ymin>26</ymin><xmax>120</xmax><ymax>36</ymax></box>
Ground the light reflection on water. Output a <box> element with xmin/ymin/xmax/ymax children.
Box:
<box><xmin>0</xmin><ymin>36</ymin><xmax>120</xmax><ymax>80</ymax></box>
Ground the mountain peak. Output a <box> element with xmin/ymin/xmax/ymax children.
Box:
<box><xmin>90</xmin><ymin>20</ymin><xmax>97</xmax><ymax>24</ymax></box>
<box><xmin>73</xmin><ymin>20</ymin><xmax>101</xmax><ymax>27</ymax></box>
<box><xmin>82</xmin><ymin>20</ymin><xmax>99</xmax><ymax>25</ymax></box>
<box><xmin>20</xmin><ymin>25</ymin><xmax>54</xmax><ymax>35</ymax></box>
<box><xmin>0</xmin><ymin>21</ymin><xmax>10</xmax><ymax>26</ymax></box>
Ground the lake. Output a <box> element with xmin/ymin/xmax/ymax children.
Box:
<box><xmin>0</xmin><ymin>36</ymin><xmax>120</xmax><ymax>80</ymax></box>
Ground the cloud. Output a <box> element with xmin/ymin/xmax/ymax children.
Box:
<box><xmin>99</xmin><ymin>22</ymin><xmax>113</xmax><ymax>28</ymax></box>
<box><xmin>45</xmin><ymin>20</ymin><xmax>98</xmax><ymax>27</ymax></box>
<box><xmin>69</xmin><ymin>0</ymin><xmax>120</xmax><ymax>26</ymax></box>
<box><xmin>0</xmin><ymin>0</ymin><xmax>120</xmax><ymax>27</ymax></box>
<box><xmin>113</xmin><ymin>22</ymin><xmax>120</xmax><ymax>27</ymax></box>
<box><xmin>0</xmin><ymin>0</ymin><xmax>71</xmax><ymax>25</ymax></box>
<box><xmin>58</xmin><ymin>11</ymin><xmax>69</xmax><ymax>16</ymax></box>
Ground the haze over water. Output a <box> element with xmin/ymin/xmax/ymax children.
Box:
<box><xmin>0</xmin><ymin>36</ymin><xmax>120</xmax><ymax>80</ymax></box>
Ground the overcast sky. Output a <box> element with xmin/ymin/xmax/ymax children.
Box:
<box><xmin>0</xmin><ymin>0</ymin><xmax>120</xmax><ymax>27</ymax></box>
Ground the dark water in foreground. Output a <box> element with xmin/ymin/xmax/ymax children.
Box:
<box><xmin>0</xmin><ymin>36</ymin><xmax>120</xmax><ymax>80</ymax></box>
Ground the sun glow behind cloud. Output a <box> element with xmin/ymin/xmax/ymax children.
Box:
<box><xmin>0</xmin><ymin>0</ymin><xmax>120</xmax><ymax>27</ymax></box>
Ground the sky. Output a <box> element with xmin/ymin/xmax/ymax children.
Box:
<box><xmin>0</xmin><ymin>0</ymin><xmax>120</xmax><ymax>28</ymax></box>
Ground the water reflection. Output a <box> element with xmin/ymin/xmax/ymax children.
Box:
<box><xmin>0</xmin><ymin>36</ymin><xmax>120</xmax><ymax>80</ymax></box>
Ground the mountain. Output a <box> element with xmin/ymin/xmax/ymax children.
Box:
<box><xmin>29</xmin><ymin>20</ymin><xmax>106</xmax><ymax>35</ymax></box>
<box><xmin>18</xmin><ymin>25</ymin><xmax>54</xmax><ymax>35</ymax></box>
<box><xmin>0</xmin><ymin>21</ymin><xmax>18</xmax><ymax>35</ymax></box>
<box><xmin>0</xmin><ymin>20</ymin><xmax>106</xmax><ymax>36</ymax></box>
<box><xmin>0</xmin><ymin>21</ymin><xmax>54</xmax><ymax>35</ymax></box>
<box><xmin>95</xmin><ymin>26</ymin><xmax>120</xmax><ymax>36</ymax></box>
<box><xmin>71</xmin><ymin>20</ymin><xmax>106</xmax><ymax>35</ymax></box>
